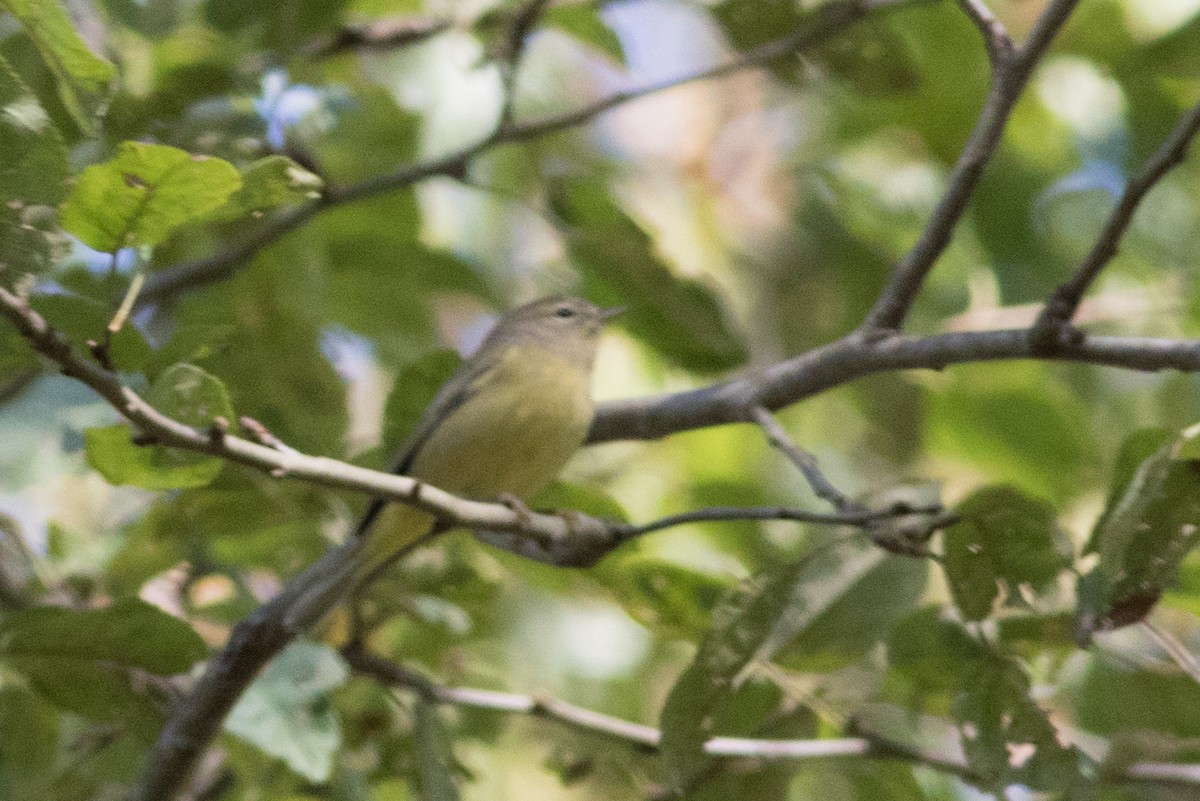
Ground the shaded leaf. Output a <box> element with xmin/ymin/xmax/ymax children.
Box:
<box><xmin>225</xmin><ymin>642</ymin><xmax>349</xmax><ymax>782</ymax></box>
<box><xmin>765</xmin><ymin>539</ymin><xmax>928</xmax><ymax>672</ymax></box>
<box><xmin>1078</xmin><ymin>424</ymin><xmax>1200</xmax><ymax>642</ymax></box>
<box><xmin>0</xmin><ymin>0</ymin><xmax>114</xmax><ymax>131</ymax></box>
<box><xmin>381</xmin><ymin>348</ymin><xmax>461</xmax><ymax>461</ymax></box>
<box><xmin>601</xmin><ymin>557</ymin><xmax>732</xmax><ymax>639</ymax></box>
<box><xmin>943</xmin><ymin>485</ymin><xmax>1072</xmax><ymax>621</ymax></box>
<box><xmin>212</xmin><ymin>155</ymin><xmax>324</xmax><ymax>220</ymax></box>
<box><xmin>0</xmin><ymin>55</ymin><xmax>67</xmax><ymax>206</ymax></box>
<box><xmin>658</xmin><ymin>544</ymin><xmax>837</xmax><ymax>789</ymax></box>
<box><xmin>84</xmin><ymin>363</ymin><xmax>234</xmax><ymax>490</ymax></box>
<box><xmin>528</xmin><ymin>480</ymin><xmax>629</xmax><ymax>522</ymax></box>
<box><xmin>1077</xmin><ymin>658</ymin><xmax>1200</xmax><ymax>739</ymax></box>
<box><xmin>544</xmin><ymin>6</ymin><xmax>624</xmax><ymax>64</ymax></box>
<box><xmin>28</xmin><ymin>292</ymin><xmax>150</xmax><ymax>370</ymax></box>
<box><xmin>0</xmin><ymin>597</ymin><xmax>207</xmax><ymax>674</ymax></box>
<box><xmin>553</xmin><ymin>180</ymin><xmax>747</xmax><ymax>372</ymax></box>
<box><xmin>0</xmin><ymin>685</ymin><xmax>58</xmax><ymax>796</ymax></box>
<box><xmin>60</xmin><ymin>142</ymin><xmax>241</xmax><ymax>251</ymax></box>
<box><xmin>953</xmin><ymin>657</ymin><xmax>1081</xmax><ymax>791</ymax></box>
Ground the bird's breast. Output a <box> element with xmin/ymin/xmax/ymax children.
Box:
<box><xmin>406</xmin><ymin>345</ymin><xmax>594</xmax><ymax>501</ymax></box>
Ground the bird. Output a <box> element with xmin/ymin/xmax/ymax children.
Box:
<box><xmin>284</xmin><ymin>295</ymin><xmax>622</xmax><ymax>631</ymax></box>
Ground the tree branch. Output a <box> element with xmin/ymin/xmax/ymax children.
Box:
<box><xmin>1031</xmin><ymin>100</ymin><xmax>1200</xmax><ymax>351</ymax></box>
<box><xmin>861</xmin><ymin>0</ymin><xmax>1077</xmax><ymax>331</ymax></box>
<box><xmin>138</xmin><ymin>0</ymin><xmax>919</xmax><ymax>305</ymax></box>
<box><xmin>345</xmin><ymin>649</ymin><xmax>1200</xmax><ymax>788</ymax></box>
<box><xmin>589</xmin><ymin>327</ymin><xmax>1200</xmax><ymax>443</ymax></box>
<box><xmin>750</xmin><ymin>406</ymin><xmax>859</xmax><ymax>512</ymax></box>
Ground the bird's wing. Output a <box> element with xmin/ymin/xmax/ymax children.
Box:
<box><xmin>353</xmin><ymin>349</ymin><xmax>505</xmax><ymax>537</ymax></box>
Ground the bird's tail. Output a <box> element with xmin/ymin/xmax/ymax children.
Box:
<box><xmin>282</xmin><ymin>503</ymin><xmax>436</xmax><ymax>633</ymax></box>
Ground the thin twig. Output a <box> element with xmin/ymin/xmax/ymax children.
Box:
<box><xmin>345</xmin><ymin>649</ymin><xmax>1200</xmax><ymax>787</ymax></box>
<box><xmin>1030</xmin><ymin>100</ymin><xmax>1200</xmax><ymax>351</ymax></box>
<box><xmin>138</xmin><ymin>0</ymin><xmax>919</xmax><ymax>305</ymax></box>
<box><xmin>750</xmin><ymin>406</ymin><xmax>858</xmax><ymax>512</ymax></box>
<box><xmin>492</xmin><ymin>0</ymin><xmax>555</xmax><ymax>136</ymax></box>
<box><xmin>954</xmin><ymin>0</ymin><xmax>1013</xmax><ymax>64</ymax></box>
<box><xmin>589</xmin><ymin>328</ymin><xmax>1200</xmax><ymax>443</ymax></box>
<box><xmin>861</xmin><ymin>0</ymin><xmax>1079</xmax><ymax>331</ymax></box>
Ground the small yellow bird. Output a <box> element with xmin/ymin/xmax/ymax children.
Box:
<box><xmin>285</xmin><ymin>296</ymin><xmax>621</xmax><ymax>630</ymax></box>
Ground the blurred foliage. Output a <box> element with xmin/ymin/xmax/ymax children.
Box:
<box><xmin>2</xmin><ymin>0</ymin><xmax>1200</xmax><ymax>799</ymax></box>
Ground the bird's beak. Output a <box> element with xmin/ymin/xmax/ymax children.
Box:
<box><xmin>599</xmin><ymin>306</ymin><xmax>626</xmax><ymax>322</ymax></box>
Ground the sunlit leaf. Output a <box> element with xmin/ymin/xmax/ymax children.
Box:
<box><xmin>1078</xmin><ymin>424</ymin><xmax>1200</xmax><ymax>642</ymax></box>
<box><xmin>0</xmin><ymin>0</ymin><xmax>114</xmax><ymax>131</ymax></box>
<box><xmin>225</xmin><ymin>642</ymin><xmax>349</xmax><ymax>782</ymax></box>
<box><xmin>84</xmin><ymin>363</ymin><xmax>234</xmax><ymax>490</ymax></box>
<box><xmin>544</xmin><ymin>6</ymin><xmax>624</xmax><ymax>64</ymax></box>
<box><xmin>60</xmin><ymin>142</ymin><xmax>241</xmax><ymax>251</ymax></box>
<box><xmin>212</xmin><ymin>155</ymin><xmax>324</xmax><ymax>220</ymax></box>
<box><xmin>553</xmin><ymin>180</ymin><xmax>747</xmax><ymax>373</ymax></box>
<box><xmin>943</xmin><ymin>485</ymin><xmax>1072</xmax><ymax>621</ymax></box>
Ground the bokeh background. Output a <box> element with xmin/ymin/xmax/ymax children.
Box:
<box><xmin>4</xmin><ymin>0</ymin><xmax>1200</xmax><ymax>798</ymax></box>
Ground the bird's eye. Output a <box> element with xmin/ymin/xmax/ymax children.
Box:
<box><xmin>555</xmin><ymin>306</ymin><xmax>575</xmax><ymax>318</ymax></box>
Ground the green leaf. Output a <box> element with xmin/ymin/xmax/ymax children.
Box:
<box><xmin>528</xmin><ymin>480</ymin><xmax>629</xmax><ymax>522</ymax></box>
<box><xmin>952</xmin><ymin>657</ymin><xmax>1080</xmax><ymax>790</ymax></box>
<box><xmin>553</xmin><ymin>180</ymin><xmax>747</xmax><ymax>373</ymax></box>
<box><xmin>658</xmin><ymin>545</ymin><xmax>836</xmax><ymax>789</ymax></box>
<box><xmin>84</xmin><ymin>424</ymin><xmax>224</xmax><ymax>490</ymax></box>
<box><xmin>943</xmin><ymin>485</ymin><xmax>1072</xmax><ymax>621</ymax></box>
<box><xmin>0</xmin><ymin>0</ymin><xmax>115</xmax><ymax>132</ymax></box>
<box><xmin>28</xmin><ymin>293</ymin><xmax>150</xmax><ymax>370</ymax></box>
<box><xmin>1078</xmin><ymin>424</ymin><xmax>1200</xmax><ymax>642</ymax></box>
<box><xmin>60</xmin><ymin>142</ymin><xmax>241</xmax><ymax>252</ymax></box>
<box><xmin>887</xmin><ymin>607</ymin><xmax>989</xmax><ymax>695</ymax></box>
<box><xmin>0</xmin><ymin>55</ymin><xmax>67</xmax><ymax>206</ymax></box>
<box><xmin>0</xmin><ymin>597</ymin><xmax>207</xmax><ymax>674</ymax></box>
<box><xmin>886</xmin><ymin>609</ymin><xmax>1081</xmax><ymax>790</ymax></box>
<box><xmin>0</xmin><ymin>685</ymin><xmax>58</xmax><ymax>796</ymax></box>
<box><xmin>543</xmin><ymin>6</ymin><xmax>624</xmax><ymax>64</ymax></box>
<box><xmin>1077</xmin><ymin>658</ymin><xmax>1200</xmax><ymax>739</ymax></box>
<box><xmin>600</xmin><ymin>557</ymin><xmax>732</xmax><ymax>639</ymax></box>
<box><xmin>225</xmin><ymin>642</ymin><xmax>349</xmax><ymax>783</ymax></box>
<box><xmin>212</xmin><ymin>155</ymin><xmax>324</xmax><ymax>221</ymax></box>
<box><xmin>413</xmin><ymin>697</ymin><xmax>461</xmax><ymax>801</ymax></box>
<box><xmin>767</xmin><ymin>540</ymin><xmax>929</xmax><ymax>672</ymax></box>
<box><xmin>381</xmin><ymin>349</ymin><xmax>462</xmax><ymax>461</ymax></box>
<box><xmin>84</xmin><ymin>363</ymin><xmax>235</xmax><ymax>490</ymax></box>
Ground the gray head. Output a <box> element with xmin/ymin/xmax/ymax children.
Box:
<box><xmin>478</xmin><ymin>296</ymin><xmax>623</xmax><ymax>364</ymax></box>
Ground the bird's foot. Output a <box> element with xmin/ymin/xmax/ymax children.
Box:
<box><xmin>497</xmin><ymin>492</ymin><xmax>535</xmax><ymax>531</ymax></box>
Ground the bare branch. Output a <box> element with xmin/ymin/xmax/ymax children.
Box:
<box><xmin>302</xmin><ymin>15</ymin><xmax>452</xmax><ymax>58</ymax></box>
<box><xmin>346</xmin><ymin>649</ymin><xmax>1200</xmax><ymax>788</ymax></box>
<box><xmin>750</xmin><ymin>406</ymin><xmax>859</xmax><ymax>512</ymax></box>
<box><xmin>862</xmin><ymin>0</ymin><xmax>1078</xmax><ymax>331</ymax></box>
<box><xmin>954</xmin><ymin>0</ymin><xmax>1013</xmax><ymax>65</ymax></box>
<box><xmin>138</xmin><ymin>0</ymin><xmax>919</xmax><ymax>305</ymax></box>
<box><xmin>589</xmin><ymin>327</ymin><xmax>1200</xmax><ymax>443</ymax></box>
<box><xmin>492</xmin><ymin>0</ymin><xmax>555</xmax><ymax>136</ymax></box>
<box><xmin>1031</xmin><ymin>100</ymin><xmax>1200</xmax><ymax>351</ymax></box>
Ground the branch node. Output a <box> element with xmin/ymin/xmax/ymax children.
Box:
<box><xmin>86</xmin><ymin>338</ymin><xmax>114</xmax><ymax>371</ymax></box>
<box><xmin>208</xmin><ymin>416</ymin><xmax>230</xmax><ymax>444</ymax></box>
<box><xmin>130</xmin><ymin>429</ymin><xmax>158</xmax><ymax>447</ymax></box>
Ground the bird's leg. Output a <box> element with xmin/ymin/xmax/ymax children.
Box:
<box><xmin>497</xmin><ymin>492</ymin><xmax>535</xmax><ymax>531</ymax></box>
